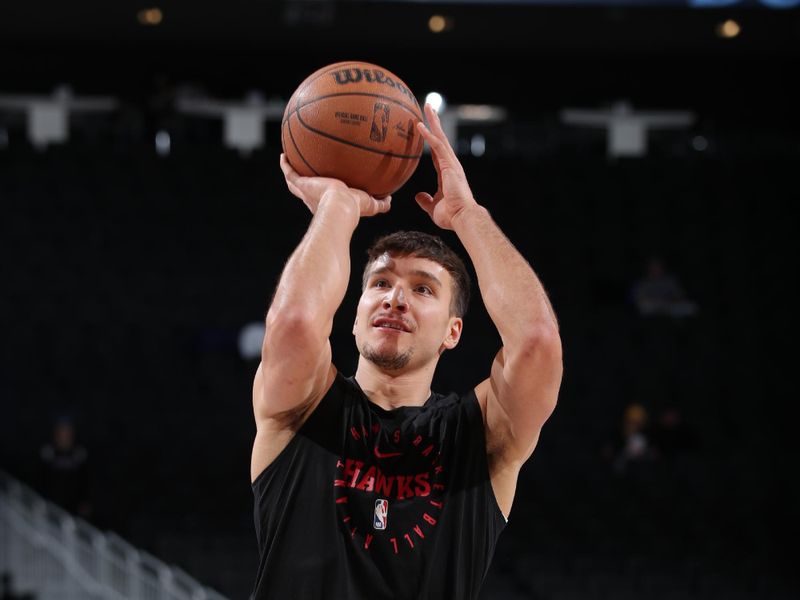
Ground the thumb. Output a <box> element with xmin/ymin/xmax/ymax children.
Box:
<box><xmin>376</xmin><ymin>196</ymin><xmax>392</xmax><ymax>213</ymax></box>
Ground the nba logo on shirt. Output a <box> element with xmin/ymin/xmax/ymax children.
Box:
<box><xmin>373</xmin><ymin>499</ymin><xmax>388</xmax><ymax>530</ymax></box>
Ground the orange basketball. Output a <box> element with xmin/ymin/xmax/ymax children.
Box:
<box><xmin>281</xmin><ymin>61</ymin><xmax>424</xmax><ymax>198</ymax></box>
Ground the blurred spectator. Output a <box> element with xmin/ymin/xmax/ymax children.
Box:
<box><xmin>631</xmin><ymin>257</ymin><xmax>698</xmax><ymax>317</ymax></box>
<box><xmin>603</xmin><ymin>403</ymin><xmax>657</xmax><ymax>474</ymax></box>
<box><xmin>650</xmin><ymin>405</ymin><xmax>699</xmax><ymax>461</ymax></box>
<box><xmin>38</xmin><ymin>415</ymin><xmax>92</xmax><ymax>518</ymax></box>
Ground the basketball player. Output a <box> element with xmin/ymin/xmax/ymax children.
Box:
<box><xmin>250</xmin><ymin>103</ymin><xmax>562</xmax><ymax>599</ymax></box>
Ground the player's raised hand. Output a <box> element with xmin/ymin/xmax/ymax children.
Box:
<box><xmin>280</xmin><ymin>154</ymin><xmax>391</xmax><ymax>218</ymax></box>
<box><xmin>414</xmin><ymin>103</ymin><xmax>479</xmax><ymax>230</ymax></box>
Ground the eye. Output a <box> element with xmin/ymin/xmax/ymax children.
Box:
<box><xmin>415</xmin><ymin>285</ymin><xmax>433</xmax><ymax>295</ymax></box>
<box><xmin>373</xmin><ymin>279</ymin><xmax>390</xmax><ymax>288</ymax></box>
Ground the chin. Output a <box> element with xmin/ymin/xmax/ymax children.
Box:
<box><xmin>360</xmin><ymin>342</ymin><xmax>414</xmax><ymax>371</ymax></box>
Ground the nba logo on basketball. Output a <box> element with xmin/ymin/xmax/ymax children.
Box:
<box><xmin>373</xmin><ymin>499</ymin><xmax>388</xmax><ymax>530</ymax></box>
<box><xmin>370</xmin><ymin>103</ymin><xmax>390</xmax><ymax>143</ymax></box>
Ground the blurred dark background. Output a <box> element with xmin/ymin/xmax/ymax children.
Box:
<box><xmin>1</xmin><ymin>1</ymin><xmax>799</xmax><ymax>598</ymax></box>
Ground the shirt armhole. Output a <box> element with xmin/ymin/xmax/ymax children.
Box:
<box><xmin>464</xmin><ymin>390</ymin><xmax>509</xmax><ymax>526</ymax></box>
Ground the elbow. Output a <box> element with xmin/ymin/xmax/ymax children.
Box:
<box><xmin>517</xmin><ymin>324</ymin><xmax>563</xmax><ymax>375</ymax></box>
<box><xmin>524</xmin><ymin>323</ymin><xmax>562</xmax><ymax>359</ymax></box>
<box><xmin>262</xmin><ymin>308</ymin><xmax>320</xmax><ymax>359</ymax></box>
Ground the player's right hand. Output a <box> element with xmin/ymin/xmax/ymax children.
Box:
<box><xmin>280</xmin><ymin>154</ymin><xmax>391</xmax><ymax>218</ymax></box>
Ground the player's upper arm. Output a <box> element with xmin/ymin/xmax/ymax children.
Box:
<box><xmin>253</xmin><ymin>307</ymin><xmax>335</xmax><ymax>423</ymax></box>
<box><xmin>480</xmin><ymin>326</ymin><xmax>563</xmax><ymax>465</ymax></box>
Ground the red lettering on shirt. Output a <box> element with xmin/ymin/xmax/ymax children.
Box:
<box><xmin>355</xmin><ymin>466</ymin><xmax>376</xmax><ymax>492</ymax></box>
<box><xmin>396</xmin><ymin>475</ymin><xmax>414</xmax><ymax>500</ymax></box>
<box><xmin>343</xmin><ymin>459</ymin><xmax>364</xmax><ymax>487</ymax></box>
<box><xmin>414</xmin><ymin>473</ymin><xmax>431</xmax><ymax>497</ymax></box>
<box><xmin>375</xmin><ymin>471</ymin><xmax>395</xmax><ymax>496</ymax></box>
<box><xmin>338</xmin><ymin>457</ymin><xmax>443</xmax><ymax>501</ymax></box>
<box><xmin>333</xmin><ymin>427</ymin><xmax>446</xmax><ymax>557</ymax></box>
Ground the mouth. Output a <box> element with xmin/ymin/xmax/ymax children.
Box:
<box><xmin>372</xmin><ymin>317</ymin><xmax>411</xmax><ymax>333</ymax></box>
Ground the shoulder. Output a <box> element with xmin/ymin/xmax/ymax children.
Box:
<box><xmin>251</xmin><ymin>365</ymin><xmax>341</xmax><ymax>484</ymax></box>
<box><xmin>423</xmin><ymin>386</ymin><xmax>489</xmax><ymax>442</ymax></box>
<box><xmin>426</xmin><ymin>387</ymin><xmax>467</xmax><ymax>411</ymax></box>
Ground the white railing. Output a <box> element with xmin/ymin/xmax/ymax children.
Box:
<box><xmin>0</xmin><ymin>470</ymin><xmax>230</xmax><ymax>600</ymax></box>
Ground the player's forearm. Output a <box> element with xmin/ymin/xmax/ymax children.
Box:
<box><xmin>452</xmin><ymin>204</ymin><xmax>559</xmax><ymax>347</ymax></box>
<box><xmin>267</xmin><ymin>191</ymin><xmax>360</xmax><ymax>331</ymax></box>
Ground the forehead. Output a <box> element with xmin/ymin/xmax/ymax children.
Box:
<box><xmin>365</xmin><ymin>253</ymin><xmax>452</xmax><ymax>287</ymax></box>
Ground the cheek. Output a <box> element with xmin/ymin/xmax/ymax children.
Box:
<box><xmin>421</xmin><ymin>311</ymin><xmax>451</xmax><ymax>337</ymax></box>
<box><xmin>354</xmin><ymin>300</ymin><xmax>372</xmax><ymax>331</ymax></box>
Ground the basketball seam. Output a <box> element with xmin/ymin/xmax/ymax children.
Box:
<box><xmin>296</xmin><ymin>91</ymin><xmax>422</xmax><ymax>125</ymax></box>
<box><xmin>281</xmin><ymin>61</ymin><xmax>423</xmax><ymax>125</ymax></box>
<box><xmin>293</xmin><ymin>93</ymin><xmax>423</xmax><ymax>159</ymax></box>
<box><xmin>306</xmin><ymin>62</ymin><xmax>420</xmax><ymax>112</ymax></box>
<box><xmin>281</xmin><ymin>62</ymin><xmax>408</xmax><ymax>128</ymax></box>
<box><xmin>296</xmin><ymin>111</ymin><xmax>423</xmax><ymax>160</ymax></box>
<box><xmin>286</xmin><ymin>113</ymin><xmax>320</xmax><ymax>176</ymax></box>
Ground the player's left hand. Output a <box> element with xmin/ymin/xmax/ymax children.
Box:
<box><xmin>280</xmin><ymin>153</ymin><xmax>391</xmax><ymax>218</ymax></box>
<box><xmin>414</xmin><ymin>103</ymin><xmax>480</xmax><ymax>230</ymax></box>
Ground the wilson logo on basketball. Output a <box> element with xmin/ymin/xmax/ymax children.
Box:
<box><xmin>330</xmin><ymin>67</ymin><xmax>420</xmax><ymax>107</ymax></box>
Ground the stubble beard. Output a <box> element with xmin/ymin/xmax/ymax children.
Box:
<box><xmin>360</xmin><ymin>341</ymin><xmax>414</xmax><ymax>371</ymax></box>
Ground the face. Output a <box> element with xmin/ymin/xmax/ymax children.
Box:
<box><xmin>354</xmin><ymin>253</ymin><xmax>462</xmax><ymax>372</ymax></box>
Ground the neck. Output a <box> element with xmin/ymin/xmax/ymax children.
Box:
<box><xmin>354</xmin><ymin>357</ymin><xmax>436</xmax><ymax>411</ymax></box>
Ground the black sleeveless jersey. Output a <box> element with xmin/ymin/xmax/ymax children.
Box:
<box><xmin>251</xmin><ymin>372</ymin><xmax>506</xmax><ymax>600</ymax></box>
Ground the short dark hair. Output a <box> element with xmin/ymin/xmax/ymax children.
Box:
<box><xmin>362</xmin><ymin>231</ymin><xmax>471</xmax><ymax>317</ymax></box>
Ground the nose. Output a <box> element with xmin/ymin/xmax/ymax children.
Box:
<box><xmin>383</xmin><ymin>284</ymin><xmax>408</xmax><ymax>312</ymax></box>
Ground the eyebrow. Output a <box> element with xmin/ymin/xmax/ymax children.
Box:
<box><xmin>368</xmin><ymin>266</ymin><xmax>443</xmax><ymax>289</ymax></box>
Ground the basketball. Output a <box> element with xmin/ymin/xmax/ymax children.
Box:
<box><xmin>281</xmin><ymin>61</ymin><xmax>424</xmax><ymax>198</ymax></box>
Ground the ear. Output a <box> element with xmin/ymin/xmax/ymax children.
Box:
<box><xmin>352</xmin><ymin>316</ymin><xmax>358</xmax><ymax>336</ymax></box>
<box><xmin>440</xmin><ymin>317</ymin><xmax>463</xmax><ymax>351</ymax></box>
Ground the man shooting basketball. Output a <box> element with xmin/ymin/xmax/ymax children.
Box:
<box><xmin>250</xmin><ymin>103</ymin><xmax>562</xmax><ymax>599</ymax></box>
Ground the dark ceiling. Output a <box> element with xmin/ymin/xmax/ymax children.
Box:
<box><xmin>1</xmin><ymin>1</ymin><xmax>798</xmax><ymax>115</ymax></box>
<box><xmin>3</xmin><ymin>1</ymin><xmax>798</xmax><ymax>49</ymax></box>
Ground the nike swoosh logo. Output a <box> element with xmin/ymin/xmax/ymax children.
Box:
<box><xmin>374</xmin><ymin>447</ymin><xmax>403</xmax><ymax>459</ymax></box>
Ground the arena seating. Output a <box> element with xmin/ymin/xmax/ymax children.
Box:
<box><xmin>1</xmin><ymin>135</ymin><xmax>795</xmax><ymax>599</ymax></box>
